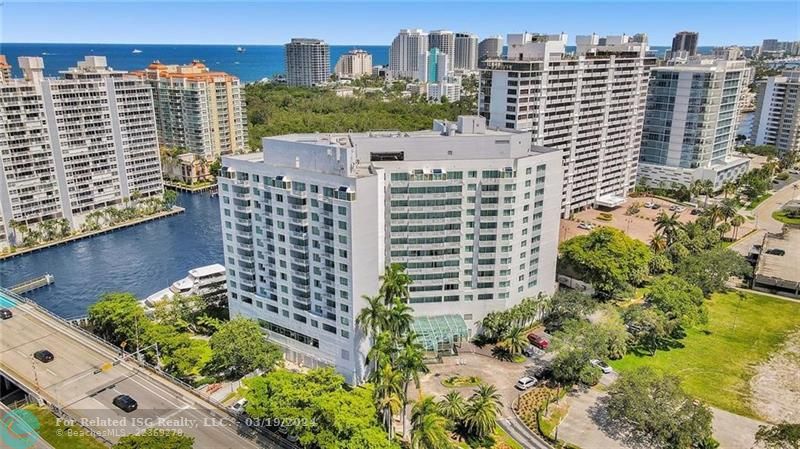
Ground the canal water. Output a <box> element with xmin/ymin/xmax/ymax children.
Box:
<box><xmin>0</xmin><ymin>193</ymin><xmax>223</xmax><ymax>318</ymax></box>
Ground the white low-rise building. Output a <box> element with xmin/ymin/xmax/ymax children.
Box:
<box><xmin>218</xmin><ymin>116</ymin><xmax>563</xmax><ymax>383</ymax></box>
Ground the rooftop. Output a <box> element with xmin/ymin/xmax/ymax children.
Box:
<box><xmin>755</xmin><ymin>226</ymin><xmax>800</xmax><ymax>287</ymax></box>
<box><xmin>130</xmin><ymin>60</ymin><xmax>238</xmax><ymax>82</ymax></box>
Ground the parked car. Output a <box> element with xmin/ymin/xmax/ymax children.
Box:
<box><xmin>0</xmin><ymin>309</ymin><xmax>12</xmax><ymax>320</ymax></box>
<box><xmin>515</xmin><ymin>376</ymin><xmax>538</xmax><ymax>391</ymax></box>
<box><xmin>577</xmin><ymin>222</ymin><xmax>594</xmax><ymax>230</ymax></box>
<box><xmin>278</xmin><ymin>426</ymin><xmax>289</xmax><ymax>435</ymax></box>
<box><xmin>287</xmin><ymin>434</ymin><xmax>300</xmax><ymax>443</ymax></box>
<box><xmin>527</xmin><ymin>333</ymin><xmax>549</xmax><ymax>350</ymax></box>
<box><xmin>651</xmin><ymin>203</ymin><xmax>661</xmax><ymax>209</ymax></box>
<box><xmin>690</xmin><ymin>208</ymin><xmax>702</xmax><ymax>215</ymax></box>
<box><xmin>33</xmin><ymin>350</ymin><xmax>54</xmax><ymax>363</ymax></box>
<box><xmin>669</xmin><ymin>205</ymin><xmax>686</xmax><ymax>212</ymax></box>
<box><xmin>590</xmin><ymin>359</ymin><xmax>613</xmax><ymax>374</ymax></box>
<box><xmin>230</xmin><ymin>398</ymin><xmax>247</xmax><ymax>415</ymax></box>
<box><xmin>522</xmin><ymin>346</ymin><xmax>537</xmax><ymax>357</ymax></box>
<box><xmin>112</xmin><ymin>394</ymin><xmax>138</xmax><ymax>413</ymax></box>
<box><xmin>644</xmin><ymin>201</ymin><xmax>655</xmax><ymax>208</ymax></box>
<box><xmin>789</xmin><ymin>169</ymin><xmax>800</xmax><ymax>175</ymax></box>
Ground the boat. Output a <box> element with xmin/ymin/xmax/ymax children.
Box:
<box><xmin>142</xmin><ymin>264</ymin><xmax>227</xmax><ymax>309</ymax></box>
<box><xmin>237</xmin><ymin>46</ymin><xmax>246</xmax><ymax>53</ymax></box>
<box><xmin>132</xmin><ymin>49</ymin><xmax>143</xmax><ymax>54</ymax></box>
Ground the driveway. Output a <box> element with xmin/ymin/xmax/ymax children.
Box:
<box><xmin>558</xmin><ymin>384</ymin><xmax>764</xmax><ymax>449</ymax></box>
<box><xmin>730</xmin><ymin>179</ymin><xmax>800</xmax><ymax>257</ymax></box>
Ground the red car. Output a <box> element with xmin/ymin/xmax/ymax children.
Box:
<box><xmin>527</xmin><ymin>333</ymin><xmax>549</xmax><ymax>350</ymax></box>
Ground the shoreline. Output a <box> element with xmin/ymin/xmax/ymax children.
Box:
<box><xmin>164</xmin><ymin>181</ymin><xmax>217</xmax><ymax>193</ymax></box>
<box><xmin>0</xmin><ymin>206</ymin><xmax>185</xmax><ymax>261</ymax></box>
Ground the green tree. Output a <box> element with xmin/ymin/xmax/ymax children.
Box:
<box><xmin>356</xmin><ymin>294</ymin><xmax>388</xmax><ymax>338</ymax></box>
<box><xmin>646</xmin><ymin>275</ymin><xmax>707</xmax><ymax>330</ymax></box>
<box><xmin>386</xmin><ymin>298</ymin><xmax>414</xmax><ymax>337</ymax></box>
<box><xmin>498</xmin><ymin>326</ymin><xmax>528</xmax><ymax>356</ymax></box>
<box><xmin>755</xmin><ymin>422</ymin><xmax>800</xmax><ymax>449</ymax></box>
<box><xmin>163</xmin><ymin>190</ymin><xmax>179</xmax><ymax>210</ymax></box>
<box><xmin>559</xmin><ymin>227</ymin><xmax>653</xmax><ymax>298</ymax></box>
<box><xmin>463</xmin><ymin>384</ymin><xmax>502</xmax><ymax>440</ymax></box>
<box><xmin>208</xmin><ymin>317</ymin><xmax>283</xmax><ymax>378</ymax></box>
<box><xmin>675</xmin><ymin>247</ymin><xmax>752</xmax><ymax>296</ymax></box>
<box><xmin>380</xmin><ymin>263</ymin><xmax>412</xmax><ymax>305</ymax></box>
<box><xmin>543</xmin><ymin>289</ymin><xmax>596</xmax><ymax>331</ymax></box>
<box><xmin>606</xmin><ymin>368</ymin><xmax>715</xmax><ymax>449</ymax></box>
<box><xmin>437</xmin><ymin>391</ymin><xmax>466</xmax><ymax>424</ymax></box>
<box><xmin>88</xmin><ymin>292</ymin><xmax>149</xmax><ymax>346</ymax></box>
<box><xmin>373</xmin><ymin>363</ymin><xmax>404</xmax><ymax>440</ymax></box>
<box><xmin>113</xmin><ymin>431</ymin><xmax>194</xmax><ymax>449</ymax></box>
<box><xmin>410</xmin><ymin>396</ymin><xmax>452</xmax><ymax>449</ymax></box>
<box><xmin>397</xmin><ymin>333</ymin><xmax>429</xmax><ymax>438</ymax></box>
<box><xmin>654</xmin><ymin>212</ymin><xmax>681</xmax><ymax>246</ymax></box>
<box><xmin>623</xmin><ymin>306</ymin><xmax>670</xmax><ymax>355</ymax></box>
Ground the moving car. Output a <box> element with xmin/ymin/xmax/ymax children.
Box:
<box><xmin>515</xmin><ymin>376</ymin><xmax>537</xmax><ymax>391</ymax></box>
<box><xmin>590</xmin><ymin>359</ymin><xmax>613</xmax><ymax>374</ymax></box>
<box><xmin>0</xmin><ymin>309</ymin><xmax>12</xmax><ymax>320</ymax></box>
<box><xmin>33</xmin><ymin>350</ymin><xmax>54</xmax><ymax>363</ymax></box>
<box><xmin>527</xmin><ymin>333</ymin><xmax>549</xmax><ymax>350</ymax></box>
<box><xmin>230</xmin><ymin>398</ymin><xmax>247</xmax><ymax>415</ymax></box>
<box><xmin>112</xmin><ymin>394</ymin><xmax>138</xmax><ymax>412</ymax></box>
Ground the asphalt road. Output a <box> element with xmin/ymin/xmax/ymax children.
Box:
<box><xmin>0</xmin><ymin>298</ymin><xmax>270</xmax><ymax>449</ymax></box>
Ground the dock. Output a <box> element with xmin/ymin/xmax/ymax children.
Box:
<box><xmin>10</xmin><ymin>274</ymin><xmax>55</xmax><ymax>294</ymax></box>
<box><xmin>164</xmin><ymin>181</ymin><xmax>217</xmax><ymax>194</ymax></box>
<box><xmin>0</xmin><ymin>206</ymin><xmax>185</xmax><ymax>261</ymax></box>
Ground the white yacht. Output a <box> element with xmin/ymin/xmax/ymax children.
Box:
<box><xmin>143</xmin><ymin>264</ymin><xmax>227</xmax><ymax>309</ymax></box>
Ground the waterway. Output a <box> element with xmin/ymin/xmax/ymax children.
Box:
<box><xmin>0</xmin><ymin>193</ymin><xmax>223</xmax><ymax>318</ymax></box>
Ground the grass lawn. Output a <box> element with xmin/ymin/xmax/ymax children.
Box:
<box><xmin>772</xmin><ymin>210</ymin><xmax>800</xmax><ymax>225</ymax></box>
<box><xmin>746</xmin><ymin>193</ymin><xmax>772</xmax><ymax>210</ymax></box>
<box><xmin>23</xmin><ymin>405</ymin><xmax>107</xmax><ymax>449</ymax></box>
<box><xmin>610</xmin><ymin>290</ymin><xmax>800</xmax><ymax>418</ymax></box>
<box><xmin>454</xmin><ymin>426</ymin><xmax>523</xmax><ymax>449</ymax></box>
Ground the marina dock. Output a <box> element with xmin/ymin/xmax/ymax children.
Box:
<box><xmin>10</xmin><ymin>274</ymin><xmax>55</xmax><ymax>294</ymax></box>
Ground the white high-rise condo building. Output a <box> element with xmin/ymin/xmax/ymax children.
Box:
<box><xmin>480</xmin><ymin>32</ymin><xmax>655</xmax><ymax>213</ymax></box>
<box><xmin>0</xmin><ymin>56</ymin><xmax>163</xmax><ymax>249</ymax></box>
<box><xmin>218</xmin><ymin>116</ymin><xmax>563</xmax><ymax>383</ymax></box>
<box><xmin>334</xmin><ymin>49</ymin><xmax>373</xmax><ymax>79</ymax></box>
<box><xmin>389</xmin><ymin>29</ymin><xmax>428</xmax><ymax>79</ymax></box>
<box><xmin>428</xmin><ymin>30</ymin><xmax>456</xmax><ymax>69</ymax></box>
<box><xmin>285</xmin><ymin>38</ymin><xmax>330</xmax><ymax>87</ymax></box>
<box><xmin>454</xmin><ymin>33</ymin><xmax>479</xmax><ymax>71</ymax></box>
<box><xmin>131</xmin><ymin>61</ymin><xmax>247</xmax><ymax>159</ymax></box>
<box><xmin>753</xmin><ymin>70</ymin><xmax>800</xmax><ymax>156</ymax></box>
<box><xmin>638</xmin><ymin>59</ymin><xmax>752</xmax><ymax>189</ymax></box>
<box><xmin>478</xmin><ymin>36</ymin><xmax>504</xmax><ymax>61</ymax></box>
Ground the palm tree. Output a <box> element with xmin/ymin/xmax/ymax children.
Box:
<box><xmin>649</xmin><ymin>233</ymin><xmax>668</xmax><ymax>253</ymax></box>
<box><xmin>464</xmin><ymin>383</ymin><xmax>503</xmax><ymax>440</ymax></box>
<box><xmin>717</xmin><ymin>222</ymin><xmax>732</xmax><ymax>240</ymax></box>
<box><xmin>764</xmin><ymin>155</ymin><xmax>779</xmax><ymax>178</ymax></box>
<box><xmin>356</xmin><ymin>294</ymin><xmax>388</xmax><ymax>338</ymax></box>
<box><xmin>367</xmin><ymin>332</ymin><xmax>396</xmax><ymax>381</ymax></box>
<box><xmin>654</xmin><ymin>211</ymin><xmax>681</xmax><ymax>246</ymax></box>
<box><xmin>397</xmin><ymin>333</ymin><xmax>429</xmax><ymax>438</ymax></box>
<box><xmin>704</xmin><ymin>204</ymin><xmax>725</xmax><ymax>228</ymax></box>
<box><xmin>387</xmin><ymin>298</ymin><xmax>414</xmax><ymax>337</ymax></box>
<box><xmin>410</xmin><ymin>396</ymin><xmax>452</xmax><ymax>449</ymax></box>
<box><xmin>699</xmin><ymin>179</ymin><xmax>715</xmax><ymax>208</ymax></box>
<box><xmin>719</xmin><ymin>198</ymin><xmax>738</xmax><ymax>223</ymax></box>
<box><xmin>438</xmin><ymin>391</ymin><xmax>466</xmax><ymax>424</ymax></box>
<box><xmin>380</xmin><ymin>263</ymin><xmax>412</xmax><ymax>305</ymax></box>
<box><xmin>498</xmin><ymin>327</ymin><xmax>527</xmax><ymax>356</ymax></box>
<box><xmin>721</xmin><ymin>181</ymin><xmax>737</xmax><ymax>199</ymax></box>
<box><xmin>374</xmin><ymin>363</ymin><xmax>405</xmax><ymax>440</ymax></box>
<box><xmin>730</xmin><ymin>214</ymin><xmax>745</xmax><ymax>239</ymax></box>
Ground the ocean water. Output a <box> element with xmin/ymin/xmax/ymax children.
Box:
<box><xmin>0</xmin><ymin>43</ymin><xmax>713</xmax><ymax>83</ymax></box>
<box><xmin>0</xmin><ymin>43</ymin><xmax>390</xmax><ymax>83</ymax></box>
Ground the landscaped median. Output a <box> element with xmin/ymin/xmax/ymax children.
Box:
<box><xmin>610</xmin><ymin>290</ymin><xmax>800</xmax><ymax>419</ymax></box>
<box><xmin>513</xmin><ymin>385</ymin><xmax>571</xmax><ymax>444</ymax></box>
<box><xmin>772</xmin><ymin>209</ymin><xmax>800</xmax><ymax>225</ymax></box>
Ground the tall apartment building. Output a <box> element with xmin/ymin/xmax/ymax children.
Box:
<box><xmin>672</xmin><ymin>31</ymin><xmax>699</xmax><ymax>56</ymax></box>
<box><xmin>418</xmin><ymin>48</ymin><xmax>449</xmax><ymax>83</ymax></box>
<box><xmin>752</xmin><ymin>70</ymin><xmax>800</xmax><ymax>155</ymax></box>
<box><xmin>428</xmin><ymin>30</ymin><xmax>456</xmax><ymax>68</ymax></box>
<box><xmin>480</xmin><ymin>32</ymin><xmax>655</xmax><ymax>213</ymax></box>
<box><xmin>762</xmin><ymin>39</ymin><xmax>780</xmax><ymax>53</ymax></box>
<box><xmin>712</xmin><ymin>46</ymin><xmax>743</xmax><ymax>61</ymax></box>
<box><xmin>478</xmin><ymin>36</ymin><xmax>504</xmax><ymax>61</ymax></box>
<box><xmin>454</xmin><ymin>33</ymin><xmax>479</xmax><ymax>71</ymax></box>
<box><xmin>285</xmin><ymin>38</ymin><xmax>330</xmax><ymax>87</ymax></box>
<box><xmin>131</xmin><ymin>61</ymin><xmax>247</xmax><ymax>159</ymax></box>
<box><xmin>638</xmin><ymin>59</ymin><xmax>752</xmax><ymax>189</ymax></box>
<box><xmin>389</xmin><ymin>29</ymin><xmax>428</xmax><ymax>79</ymax></box>
<box><xmin>0</xmin><ymin>56</ymin><xmax>11</xmax><ymax>81</ymax></box>
<box><xmin>218</xmin><ymin>116</ymin><xmax>563</xmax><ymax>383</ymax></box>
<box><xmin>334</xmin><ymin>49</ymin><xmax>373</xmax><ymax>79</ymax></box>
<box><xmin>0</xmin><ymin>56</ymin><xmax>163</xmax><ymax>248</ymax></box>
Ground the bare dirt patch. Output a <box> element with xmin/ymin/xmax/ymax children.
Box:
<box><xmin>750</xmin><ymin>329</ymin><xmax>800</xmax><ymax>422</ymax></box>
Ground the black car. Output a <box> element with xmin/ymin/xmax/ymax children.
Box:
<box><xmin>0</xmin><ymin>309</ymin><xmax>12</xmax><ymax>320</ymax></box>
<box><xmin>33</xmin><ymin>350</ymin><xmax>54</xmax><ymax>363</ymax></box>
<box><xmin>690</xmin><ymin>209</ymin><xmax>702</xmax><ymax>215</ymax></box>
<box><xmin>112</xmin><ymin>394</ymin><xmax>138</xmax><ymax>413</ymax></box>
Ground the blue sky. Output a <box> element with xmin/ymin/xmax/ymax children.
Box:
<box><xmin>1</xmin><ymin>1</ymin><xmax>798</xmax><ymax>46</ymax></box>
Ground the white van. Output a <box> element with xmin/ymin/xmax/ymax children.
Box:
<box><xmin>515</xmin><ymin>376</ymin><xmax>537</xmax><ymax>390</ymax></box>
